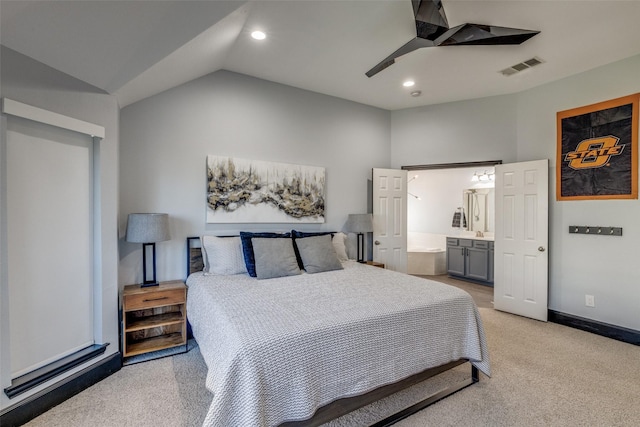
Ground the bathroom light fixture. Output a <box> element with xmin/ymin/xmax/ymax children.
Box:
<box><xmin>407</xmin><ymin>175</ymin><xmax>421</xmax><ymax>200</ymax></box>
<box><xmin>471</xmin><ymin>170</ymin><xmax>495</xmax><ymax>182</ymax></box>
<box><xmin>403</xmin><ymin>80</ymin><xmax>415</xmax><ymax>87</ymax></box>
<box><xmin>251</xmin><ymin>30</ymin><xmax>266</xmax><ymax>40</ymax></box>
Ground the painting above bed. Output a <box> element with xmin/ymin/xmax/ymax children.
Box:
<box><xmin>206</xmin><ymin>155</ymin><xmax>325</xmax><ymax>223</ymax></box>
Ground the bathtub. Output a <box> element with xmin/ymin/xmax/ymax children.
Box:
<box><xmin>407</xmin><ymin>247</ymin><xmax>447</xmax><ymax>276</ymax></box>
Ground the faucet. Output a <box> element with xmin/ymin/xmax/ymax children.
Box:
<box><xmin>475</xmin><ymin>231</ymin><xmax>484</xmax><ymax>238</ymax></box>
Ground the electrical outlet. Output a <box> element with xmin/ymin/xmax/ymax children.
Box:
<box><xmin>585</xmin><ymin>294</ymin><xmax>595</xmax><ymax>307</ymax></box>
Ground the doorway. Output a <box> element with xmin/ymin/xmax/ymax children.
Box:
<box><xmin>402</xmin><ymin>161</ymin><xmax>500</xmax><ymax>276</ymax></box>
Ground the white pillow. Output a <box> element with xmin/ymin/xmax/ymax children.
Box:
<box><xmin>201</xmin><ymin>236</ymin><xmax>247</xmax><ymax>275</ymax></box>
<box><xmin>332</xmin><ymin>232</ymin><xmax>349</xmax><ymax>262</ymax></box>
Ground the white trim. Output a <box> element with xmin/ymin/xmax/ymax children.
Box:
<box><xmin>1</xmin><ymin>98</ymin><xmax>105</xmax><ymax>139</ymax></box>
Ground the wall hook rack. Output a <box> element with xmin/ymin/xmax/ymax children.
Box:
<box><xmin>568</xmin><ymin>226</ymin><xmax>622</xmax><ymax>236</ymax></box>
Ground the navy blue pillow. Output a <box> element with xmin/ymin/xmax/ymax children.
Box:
<box><xmin>291</xmin><ymin>230</ymin><xmax>334</xmax><ymax>239</ymax></box>
<box><xmin>239</xmin><ymin>232</ymin><xmax>292</xmax><ymax>277</ymax></box>
<box><xmin>291</xmin><ymin>230</ymin><xmax>335</xmax><ymax>268</ymax></box>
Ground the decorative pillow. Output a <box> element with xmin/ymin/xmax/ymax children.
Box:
<box><xmin>239</xmin><ymin>231</ymin><xmax>292</xmax><ymax>277</ymax></box>
<box><xmin>252</xmin><ymin>237</ymin><xmax>301</xmax><ymax>280</ymax></box>
<box><xmin>295</xmin><ymin>234</ymin><xmax>344</xmax><ymax>274</ymax></box>
<box><xmin>201</xmin><ymin>236</ymin><xmax>247</xmax><ymax>275</ymax></box>
<box><xmin>291</xmin><ymin>230</ymin><xmax>334</xmax><ymax>239</ymax></box>
<box><xmin>331</xmin><ymin>232</ymin><xmax>349</xmax><ymax>262</ymax></box>
<box><xmin>344</xmin><ymin>232</ymin><xmax>358</xmax><ymax>260</ymax></box>
<box><xmin>200</xmin><ymin>246</ymin><xmax>209</xmax><ymax>272</ymax></box>
<box><xmin>291</xmin><ymin>230</ymin><xmax>335</xmax><ymax>268</ymax></box>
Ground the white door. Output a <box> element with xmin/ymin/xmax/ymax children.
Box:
<box><xmin>372</xmin><ymin>168</ymin><xmax>408</xmax><ymax>273</ymax></box>
<box><xmin>494</xmin><ymin>159</ymin><xmax>549</xmax><ymax>321</ymax></box>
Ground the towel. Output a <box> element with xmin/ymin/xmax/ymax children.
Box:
<box><xmin>452</xmin><ymin>211</ymin><xmax>467</xmax><ymax>228</ymax></box>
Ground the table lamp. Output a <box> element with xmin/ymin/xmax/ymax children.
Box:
<box><xmin>345</xmin><ymin>213</ymin><xmax>373</xmax><ymax>263</ymax></box>
<box><xmin>126</xmin><ymin>213</ymin><xmax>170</xmax><ymax>287</ymax></box>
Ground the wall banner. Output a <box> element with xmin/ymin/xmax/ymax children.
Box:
<box><xmin>556</xmin><ymin>93</ymin><xmax>639</xmax><ymax>200</ymax></box>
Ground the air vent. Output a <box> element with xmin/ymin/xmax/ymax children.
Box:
<box><xmin>500</xmin><ymin>56</ymin><xmax>544</xmax><ymax>76</ymax></box>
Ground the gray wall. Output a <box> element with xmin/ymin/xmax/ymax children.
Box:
<box><xmin>391</xmin><ymin>54</ymin><xmax>640</xmax><ymax>331</ymax></box>
<box><xmin>390</xmin><ymin>94</ymin><xmax>518</xmax><ymax>168</ymax></box>
<box><xmin>516</xmin><ymin>54</ymin><xmax>640</xmax><ymax>330</ymax></box>
<box><xmin>0</xmin><ymin>46</ymin><xmax>120</xmax><ymax>411</ymax></box>
<box><xmin>119</xmin><ymin>70</ymin><xmax>390</xmax><ymax>285</ymax></box>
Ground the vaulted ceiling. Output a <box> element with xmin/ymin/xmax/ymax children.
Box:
<box><xmin>2</xmin><ymin>1</ymin><xmax>640</xmax><ymax>110</ymax></box>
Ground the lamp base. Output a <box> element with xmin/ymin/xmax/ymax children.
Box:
<box><xmin>141</xmin><ymin>281</ymin><xmax>159</xmax><ymax>288</ymax></box>
<box><xmin>356</xmin><ymin>233</ymin><xmax>366</xmax><ymax>263</ymax></box>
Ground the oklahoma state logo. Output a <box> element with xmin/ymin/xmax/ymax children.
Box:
<box><xmin>564</xmin><ymin>136</ymin><xmax>625</xmax><ymax>169</ymax></box>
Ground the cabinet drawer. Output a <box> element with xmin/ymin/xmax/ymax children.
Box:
<box><xmin>446</xmin><ymin>238</ymin><xmax>459</xmax><ymax>246</ymax></box>
<box><xmin>124</xmin><ymin>288</ymin><xmax>185</xmax><ymax>311</ymax></box>
<box><xmin>488</xmin><ymin>241</ymin><xmax>494</xmax><ymax>250</ymax></box>
<box><xmin>473</xmin><ymin>240</ymin><xmax>490</xmax><ymax>249</ymax></box>
<box><xmin>459</xmin><ymin>239</ymin><xmax>473</xmax><ymax>247</ymax></box>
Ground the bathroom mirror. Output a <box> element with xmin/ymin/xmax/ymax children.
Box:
<box><xmin>463</xmin><ymin>188</ymin><xmax>495</xmax><ymax>232</ymax></box>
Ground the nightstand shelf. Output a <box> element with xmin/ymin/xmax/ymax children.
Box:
<box><xmin>122</xmin><ymin>280</ymin><xmax>187</xmax><ymax>360</ymax></box>
<box><xmin>125</xmin><ymin>333</ymin><xmax>186</xmax><ymax>357</ymax></box>
<box><xmin>125</xmin><ymin>312</ymin><xmax>184</xmax><ymax>332</ymax></box>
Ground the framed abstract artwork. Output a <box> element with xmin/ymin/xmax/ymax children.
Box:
<box><xmin>556</xmin><ymin>93</ymin><xmax>639</xmax><ymax>201</ymax></box>
<box><xmin>206</xmin><ymin>156</ymin><xmax>325</xmax><ymax>223</ymax></box>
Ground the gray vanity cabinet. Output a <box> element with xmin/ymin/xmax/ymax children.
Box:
<box><xmin>446</xmin><ymin>238</ymin><xmax>494</xmax><ymax>286</ymax></box>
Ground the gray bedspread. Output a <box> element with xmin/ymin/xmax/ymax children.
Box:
<box><xmin>187</xmin><ymin>261</ymin><xmax>490</xmax><ymax>427</ymax></box>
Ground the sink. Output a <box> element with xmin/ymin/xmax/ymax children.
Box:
<box><xmin>449</xmin><ymin>231</ymin><xmax>494</xmax><ymax>241</ymax></box>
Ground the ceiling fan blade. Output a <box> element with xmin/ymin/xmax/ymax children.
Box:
<box><xmin>366</xmin><ymin>1</ymin><xmax>540</xmax><ymax>77</ymax></box>
<box><xmin>413</xmin><ymin>0</ymin><xmax>448</xmax><ymax>29</ymax></box>
<box><xmin>413</xmin><ymin>0</ymin><xmax>449</xmax><ymax>41</ymax></box>
<box><xmin>435</xmin><ymin>23</ymin><xmax>540</xmax><ymax>46</ymax></box>
<box><xmin>366</xmin><ymin>38</ymin><xmax>434</xmax><ymax>78</ymax></box>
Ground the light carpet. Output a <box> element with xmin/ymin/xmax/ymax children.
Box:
<box><xmin>25</xmin><ymin>308</ymin><xmax>640</xmax><ymax>426</ymax></box>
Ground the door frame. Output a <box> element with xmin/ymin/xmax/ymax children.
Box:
<box><xmin>402</xmin><ymin>160</ymin><xmax>502</xmax><ymax>172</ymax></box>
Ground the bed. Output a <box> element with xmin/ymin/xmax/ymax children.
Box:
<box><xmin>186</xmin><ymin>233</ymin><xmax>490</xmax><ymax>427</ymax></box>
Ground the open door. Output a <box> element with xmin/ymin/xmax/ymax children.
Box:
<box><xmin>372</xmin><ymin>168</ymin><xmax>408</xmax><ymax>273</ymax></box>
<box><xmin>494</xmin><ymin>159</ymin><xmax>549</xmax><ymax>321</ymax></box>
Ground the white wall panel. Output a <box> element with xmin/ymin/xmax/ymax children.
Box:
<box><xmin>7</xmin><ymin>118</ymin><xmax>93</xmax><ymax>376</ymax></box>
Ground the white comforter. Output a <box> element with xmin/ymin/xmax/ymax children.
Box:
<box><xmin>187</xmin><ymin>261</ymin><xmax>490</xmax><ymax>427</ymax></box>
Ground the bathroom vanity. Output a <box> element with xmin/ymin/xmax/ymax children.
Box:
<box><xmin>446</xmin><ymin>237</ymin><xmax>494</xmax><ymax>286</ymax></box>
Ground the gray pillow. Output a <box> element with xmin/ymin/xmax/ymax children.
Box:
<box><xmin>295</xmin><ymin>234</ymin><xmax>344</xmax><ymax>274</ymax></box>
<box><xmin>252</xmin><ymin>237</ymin><xmax>301</xmax><ymax>280</ymax></box>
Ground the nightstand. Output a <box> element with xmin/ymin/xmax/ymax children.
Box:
<box><xmin>122</xmin><ymin>280</ymin><xmax>187</xmax><ymax>360</ymax></box>
<box><xmin>366</xmin><ymin>261</ymin><xmax>385</xmax><ymax>269</ymax></box>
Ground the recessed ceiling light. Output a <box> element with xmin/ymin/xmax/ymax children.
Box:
<box><xmin>403</xmin><ymin>80</ymin><xmax>415</xmax><ymax>87</ymax></box>
<box><xmin>251</xmin><ymin>30</ymin><xmax>266</xmax><ymax>40</ymax></box>
<box><xmin>410</xmin><ymin>90</ymin><xmax>422</xmax><ymax>97</ymax></box>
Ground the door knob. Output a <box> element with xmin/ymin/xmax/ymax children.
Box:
<box><xmin>374</xmin><ymin>240</ymin><xmax>380</xmax><ymax>245</ymax></box>
<box><xmin>538</xmin><ymin>246</ymin><xmax>545</xmax><ymax>252</ymax></box>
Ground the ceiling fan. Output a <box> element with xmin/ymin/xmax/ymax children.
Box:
<box><xmin>366</xmin><ymin>0</ymin><xmax>540</xmax><ymax>77</ymax></box>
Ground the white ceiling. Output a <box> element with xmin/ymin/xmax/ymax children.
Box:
<box><xmin>2</xmin><ymin>1</ymin><xmax>640</xmax><ymax>110</ymax></box>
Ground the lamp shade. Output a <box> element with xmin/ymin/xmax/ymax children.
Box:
<box><xmin>344</xmin><ymin>213</ymin><xmax>373</xmax><ymax>233</ymax></box>
<box><xmin>126</xmin><ymin>213</ymin><xmax>170</xmax><ymax>243</ymax></box>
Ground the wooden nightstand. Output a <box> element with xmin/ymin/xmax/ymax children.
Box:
<box><xmin>366</xmin><ymin>261</ymin><xmax>385</xmax><ymax>269</ymax></box>
<box><xmin>122</xmin><ymin>280</ymin><xmax>187</xmax><ymax>359</ymax></box>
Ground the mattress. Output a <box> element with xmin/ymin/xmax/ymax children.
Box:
<box><xmin>187</xmin><ymin>261</ymin><xmax>490</xmax><ymax>427</ymax></box>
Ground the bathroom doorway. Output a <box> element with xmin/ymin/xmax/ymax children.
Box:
<box><xmin>402</xmin><ymin>161</ymin><xmax>501</xmax><ymax>277</ymax></box>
